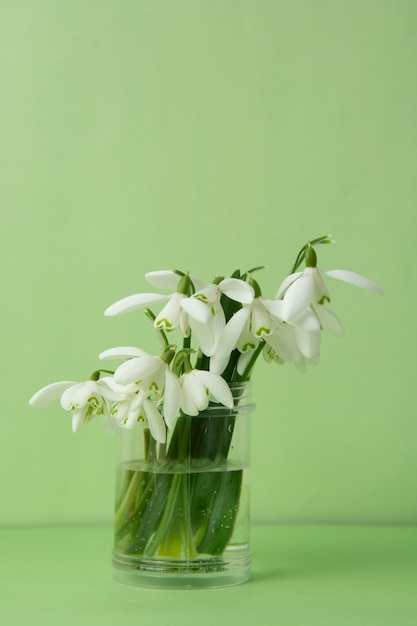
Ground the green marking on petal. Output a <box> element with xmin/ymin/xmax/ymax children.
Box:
<box><xmin>156</xmin><ymin>318</ymin><xmax>173</xmax><ymax>329</ymax></box>
<box><xmin>195</xmin><ymin>294</ymin><xmax>209</xmax><ymax>304</ymax></box>
<box><xmin>242</xmin><ymin>342</ymin><xmax>257</xmax><ymax>352</ymax></box>
<box><xmin>255</xmin><ymin>327</ymin><xmax>271</xmax><ymax>337</ymax></box>
<box><xmin>318</xmin><ymin>295</ymin><xmax>330</xmax><ymax>305</ymax></box>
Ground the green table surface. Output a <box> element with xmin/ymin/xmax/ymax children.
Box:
<box><xmin>1</xmin><ymin>524</ymin><xmax>416</xmax><ymax>626</ymax></box>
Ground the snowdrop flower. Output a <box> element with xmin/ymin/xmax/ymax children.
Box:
<box><xmin>99</xmin><ymin>346</ymin><xmax>181</xmax><ymax>430</ymax></box>
<box><xmin>104</xmin><ymin>271</ymin><xmax>209</xmax><ymax>337</ymax></box>
<box><xmin>276</xmin><ymin>245</ymin><xmax>383</xmax><ymax>325</ymax></box>
<box><xmin>179</xmin><ymin>369</ymin><xmax>234</xmax><ymax>417</ymax></box>
<box><xmin>29</xmin><ymin>377</ymin><xmax>125</xmax><ymax>434</ymax></box>
<box><xmin>263</xmin><ymin>317</ymin><xmax>321</xmax><ymax>370</ymax></box>
<box><xmin>111</xmin><ymin>388</ymin><xmax>167</xmax><ymax>444</ymax></box>
<box><xmin>209</xmin><ymin>291</ymin><xmax>284</xmax><ymax>375</ymax></box>
<box><xmin>181</xmin><ymin>278</ymin><xmax>255</xmax><ymax>356</ymax></box>
<box><xmin>263</xmin><ymin>330</ymin><xmax>320</xmax><ymax>374</ymax></box>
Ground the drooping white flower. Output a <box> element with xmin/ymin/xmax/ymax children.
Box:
<box><xmin>99</xmin><ymin>346</ymin><xmax>181</xmax><ymax>430</ymax></box>
<box><xmin>111</xmin><ymin>388</ymin><xmax>166</xmax><ymax>443</ymax></box>
<box><xmin>181</xmin><ymin>279</ymin><xmax>255</xmax><ymax>356</ymax></box>
<box><xmin>276</xmin><ymin>266</ymin><xmax>383</xmax><ymax>324</ymax></box>
<box><xmin>179</xmin><ymin>369</ymin><xmax>234</xmax><ymax>417</ymax></box>
<box><xmin>264</xmin><ymin>312</ymin><xmax>321</xmax><ymax>363</ymax></box>
<box><xmin>104</xmin><ymin>271</ymin><xmax>210</xmax><ymax>337</ymax></box>
<box><xmin>29</xmin><ymin>377</ymin><xmax>125</xmax><ymax>434</ymax></box>
<box><xmin>209</xmin><ymin>295</ymin><xmax>283</xmax><ymax>375</ymax></box>
<box><xmin>262</xmin><ymin>331</ymin><xmax>320</xmax><ymax>374</ymax></box>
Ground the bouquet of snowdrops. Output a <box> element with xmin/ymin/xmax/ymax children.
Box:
<box><xmin>30</xmin><ymin>236</ymin><xmax>382</xmax><ymax>564</ymax></box>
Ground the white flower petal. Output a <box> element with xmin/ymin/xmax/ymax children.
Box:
<box><xmin>237</xmin><ymin>350</ymin><xmax>254</xmax><ymax>375</ymax></box>
<box><xmin>261</xmin><ymin>298</ymin><xmax>285</xmax><ymax>321</ymax></box>
<box><xmin>145</xmin><ymin>270</ymin><xmax>182</xmax><ymax>290</ymax></box>
<box><xmin>282</xmin><ymin>274</ymin><xmax>313</xmax><ymax>321</ymax></box>
<box><xmin>61</xmin><ymin>381</ymin><xmax>97</xmax><ymax>410</ymax></box>
<box><xmin>251</xmin><ymin>299</ymin><xmax>274</xmax><ymax>338</ymax></box>
<box><xmin>195</xmin><ymin>370</ymin><xmax>234</xmax><ymax>409</ymax></box>
<box><xmin>125</xmin><ymin>404</ymin><xmax>141</xmax><ymax>429</ymax></box>
<box><xmin>146</xmin><ymin>271</ymin><xmax>207</xmax><ymax>292</ymax></box>
<box><xmin>310</xmin><ymin>267</ymin><xmax>330</xmax><ymax>304</ymax></box>
<box><xmin>190</xmin><ymin>377</ymin><xmax>210</xmax><ymax>413</ymax></box>
<box><xmin>323</xmin><ymin>269</ymin><xmax>383</xmax><ymax>295</ymax></box>
<box><xmin>114</xmin><ymin>356</ymin><xmax>161</xmax><ymax>385</ymax></box>
<box><xmin>215</xmin><ymin>306</ymin><xmax>251</xmax><ymax>361</ymax></box>
<box><xmin>29</xmin><ymin>381</ymin><xmax>78</xmax><ymax>407</ymax></box>
<box><xmin>105</xmin><ymin>293</ymin><xmax>169</xmax><ymax>316</ymax></box>
<box><xmin>180</xmin><ymin>297</ymin><xmax>211</xmax><ymax>323</ymax></box>
<box><xmin>189</xmin><ymin>317</ymin><xmax>216</xmax><ymax>356</ymax></box>
<box><xmin>112</xmin><ymin>398</ymin><xmax>130</xmax><ymax>424</ymax></box>
<box><xmin>143</xmin><ymin>399</ymin><xmax>166</xmax><ymax>444</ymax></box>
<box><xmin>315</xmin><ymin>306</ymin><xmax>345</xmax><ymax>338</ymax></box>
<box><xmin>276</xmin><ymin>272</ymin><xmax>303</xmax><ymax>299</ymax></box>
<box><xmin>209</xmin><ymin>352</ymin><xmax>231</xmax><ymax>376</ymax></box>
<box><xmin>96</xmin><ymin>378</ymin><xmax>127</xmax><ymax>402</ymax></box>
<box><xmin>154</xmin><ymin>292</ymin><xmax>184</xmax><ymax>331</ymax></box>
<box><xmin>99</xmin><ymin>346</ymin><xmax>149</xmax><ymax>360</ymax></box>
<box><xmin>294</xmin><ymin>308</ymin><xmax>321</xmax><ymax>331</ymax></box>
<box><xmin>72</xmin><ymin>407</ymin><xmax>88</xmax><ymax>433</ymax></box>
<box><xmin>197</xmin><ymin>284</ymin><xmax>219</xmax><ymax>302</ymax></box>
<box><xmin>163</xmin><ymin>369</ymin><xmax>181</xmax><ymax>428</ymax></box>
<box><xmin>210</xmin><ymin>305</ymin><xmax>226</xmax><ymax>351</ymax></box>
<box><xmin>265</xmin><ymin>326</ymin><xmax>300</xmax><ymax>362</ymax></box>
<box><xmin>140</xmin><ymin>368</ymin><xmax>165</xmax><ymax>395</ymax></box>
<box><xmin>179</xmin><ymin>309</ymin><xmax>190</xmax><ymax>337</ymax></box>
<box><xmin>219</xmin><ymin>278</ymin><xmax>255</xmax><ymax>304</ymax></box>
<box><xmin>180</xmin><ymin>374</ymin><xmax>201</xmax><ymax>416</ymax></box>
<box><xmin>294</xmin><ymin>321</ymin><xmax>321</xmax><ymax>358</ymax></box>
<box><xmin>236</xmin><ymin>318</ymin><xmax>258</xmax><ymax>353</ymax></box>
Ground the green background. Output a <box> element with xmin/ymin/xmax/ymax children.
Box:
<box><xmin>0</xmin><ymin>0</ymin><xmax>415</xmax><ymax>527</ymax></box>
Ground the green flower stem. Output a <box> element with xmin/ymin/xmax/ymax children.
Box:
<box><xmin>122</xmin><ymin>415</ymin><xmax>193</xmax><ymax>556</ymax></box>
<box><xmin>114</xmin><ymin>470</ymin><xmax>144</xmax><ymax>534</ymax></box>
<box><xmin>124</xmin><ymin>471</ymin><xmax>173</xmax><ymax>554</ymax></box>
<box><xmin>291</xmin><ymin>234</ymin><xmax>334</xmax><ymax>273</ymax></box>
<box><xmin>116</xmin><ymin>384</ymin><xmax>247</xmax><ymax>560</ymax></box>
<box><xmin>196</xmin><ymin>469</ymin><xmax>243</xmax><ymax>555</ymax></box>
<box><xmin>145</xmin><ymin>308</ymin><xmax>169</xmax><ymax>347</ymax></box>
<box><xmin>144</xmin><ymin>472</ymin><xmax>183</xmax><ymax>556</ymax></box>
<box><xmin>179</xmin><ymin>473</ymin><xmax>199</xmax><ymax>559</ymax></box>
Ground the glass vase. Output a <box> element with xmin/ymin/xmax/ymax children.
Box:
<box><xmin>112</xmin><ymin>382</ymin><xmax>254</xmax><ymax>589</ymax></box>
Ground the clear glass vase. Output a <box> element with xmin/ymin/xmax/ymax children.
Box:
<box><xmin>112</xmin><ymin>382</ymin><xmax>254</xmax><ymax>589</ymax></box>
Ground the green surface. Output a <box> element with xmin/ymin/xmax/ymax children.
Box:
<box><xmin>0</xmin><ymin>1</ymin><xmax>416</xmax><ymax>526</ymax></box>
<box><xmin>1</xmin><ymin>525</ymin><xmax>416</xmax><ymax>626</ymax></box>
